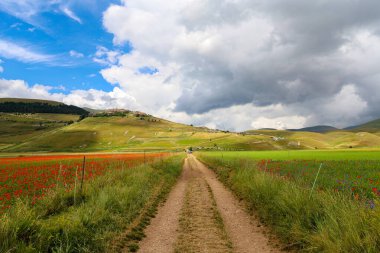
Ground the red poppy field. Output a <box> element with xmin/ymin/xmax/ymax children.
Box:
<box><xmin>0</xmin><ymin>153</ymin><xmax>168</xmax><ymax>210</ymax></box>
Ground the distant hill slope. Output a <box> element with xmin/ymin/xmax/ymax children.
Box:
<box><xmin>0</xmin><ymin>113</ymin><xmax>80</xmax><ymax>151</ymax></box>
<box><xmin>345</xmin><ymin>119</ymin><xmax>380</xmax><ymax>132</ymax></box>
<box><xmin>1</xmin><ymin>98</ymin><xmax>380</xmax><ymax>152</ymax></box>
<box><xmin>288</xmin><ymin>125</ymin><xmax>339</xmax><ymax>133</ymax></box>
<box><xmin>0</xmin><ymin>112</ymin><xmax>293</xmax><ymax>152</ymax></box>
<box><xmin>0</xmin><ymin>98</ymin><xmax>89</xmax><ymax>115</ymax></box>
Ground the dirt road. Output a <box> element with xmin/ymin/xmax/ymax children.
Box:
<box><xmin>137</xmin><ymin>155</ymin><xmax>281</xmax><ymax>253</ymax></box>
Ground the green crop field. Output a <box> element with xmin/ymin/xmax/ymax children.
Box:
<box><xmin>201</xmin><ymin>149</ymin><xmax>380</xmax><ymax>160</ymax></box>
<box><xmin>197</xmin><ymin>150</ymin><xmax>380</xmax><ymax>252</ymax></box>
<box><xmin>198</xmin><ymin>150</ymin><xmax>380</xmax><ymax>198</ymax></box>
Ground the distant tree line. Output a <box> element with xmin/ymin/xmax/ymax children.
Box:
<box><xmin>92</xmin><ymin>112</ymin><xmax>129</xmax><ymax>117</ymax></box>
<box><xmin>0</xmin><ymin>102</ymin><xmax>89</xmax><ymax>115</ymax></box>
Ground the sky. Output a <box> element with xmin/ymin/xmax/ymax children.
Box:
<box><xmin>0</xmin><ymin>0</ymin><xmax>380</xmax><ymax>131</ymax></box>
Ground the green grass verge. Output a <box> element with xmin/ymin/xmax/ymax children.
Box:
<box><xmin>0</xmin><ymin>154</ymin><xmax>185</xmax><ymax>253</ymax></box>
<box><xmin>197</xmin><ymin>153</ymin><xmax>380</xmax><ymax>252</ymax></box>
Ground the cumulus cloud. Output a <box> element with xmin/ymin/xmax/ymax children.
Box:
<box><xmin>100</xmin><ymin>51</ymin><xmax>182</xmax><ymax>114</ymax></box>
<box><xmin>93</xmin><ymin>46</ymin><xmax>122</xmax><ymax>65</ymax></box>
<box><xmin>97</xmin><ymin>0</ymin><xmax>380</xmax><ymax>130</ymax></box>
<box><xmin>0</xmin><ymin>79</ymin><xmax>138</xmax><ymax>110</ymax></box>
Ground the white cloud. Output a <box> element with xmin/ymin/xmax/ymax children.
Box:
<box><xmin>69</xmin><ymin>50</ymin><xmax>84</xmax><ymax>58</ymax></box>
<box><xmin>0</xmin><ymin>66</ymin><xmax>3</xmax><ymax>73</ymax></box>
<box><xmin>318</xmin><ymin>84</ymin><xmax>368</xmax><ymax>128</ymax></box>
<box><xmin>93</xmin><ymin>46</ymin><xmax>122</xmax><ymax>65</ymax></box>
<box><xmin>62</xmin><ymin>7</ymin><xmax>82</xmax><ymax>24</ymax></box>
<box><xmin>10</xmin><ymin>23</ymin><xmax>22</xmax><ymax>30</ymax></box>
<box><xmin>96</xmin><ymin>0</ymin><xmax>380</xmax><ymax>130</ymax></box>
<box><xmin>156</xmin><ymin>103</ymin><xmax>308</xmax><ymax>132</ymax></box>
<box><xmin>0</xmin><ymin>1</ymin><xmax>84</xmax><ymax>29</ymax></box>
<box><xmin>251</xmin><ymin>116</ymin><xmax>307</xmax><ymax>130</ymax></box>
<box><xmin>0</xmin><ymin>78</ymin><xmax>138</xmax><ymax>110</ymax></box>
<box><xmin>100</xmin><ymin>51</ymin><xmax>181</xmax><ymax>114</ymax></box>
<box><xmin>0</xmin><ymin>39</ymin><xmax>55</xmax><ymax>63</ymax></box>
<box><xmin>0</xmin><ymin>1</ymin><xmax>44</xmax><ymax>22</ymax></box>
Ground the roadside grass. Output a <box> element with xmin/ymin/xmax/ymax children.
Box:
<box><xmin>0</xmin><ymin>154</ymin><xmax>184</xmax><ymax>253</ymax></box>
<box><xmin>197</xmin><ymin>152</ymin><xmax>380</xmax><ymax>252</ymax></box>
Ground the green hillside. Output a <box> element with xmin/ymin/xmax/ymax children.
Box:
<box><xmin>345</xmin><ymin>118</ymin><xmax>380</xmax><ymax>132</ymax></box>
<box><xmin>0</xmin><ymin>113</ymin><xmax>80</xmax><ymax>151</ymax></box>
<box><xmin>3</xmin><ymin>112</ymin><xmax>380</xmax><ymax>153</ymax></box>
<box><xmin>245</xmin><ymin>129</ymin><xmax>380</xmax><ymax>150</ymax></box>
<box><xmin>2</xmin><ymin>113</ymin><xmax>281</xmax><ymax>152</ymax></box>
<box><xmin>1</xmin><ymin>99</ymin><xmax>380</xmax><ymax>152</ymax></box>
<box><xmin>288</xmin><ymin>125</ymin><xmax>338</xmax><ymax>133</ymax></box>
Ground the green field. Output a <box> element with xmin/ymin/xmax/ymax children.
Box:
<box><xmin>197</xmin><ymin>151</ymin><xmax>380</xmax><ymax>252</ymax></box>
<box><xmin>202</xmin><ymin>149</ymin><xmax>380</xmax><ymax>160</ymax></box>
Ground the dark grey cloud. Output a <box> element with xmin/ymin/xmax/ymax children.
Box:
<box><xmin>102</xmin><ymin>0</ymin><xmax>380</xmax><ymax>130</ymax></box>
<box><xmin>172</xmin><ymin>0</ymin><xmax>380</xmax><ymax>125</ymax></box>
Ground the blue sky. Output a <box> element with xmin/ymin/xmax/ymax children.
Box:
<box><xmin>0</xmin><ymin>0</ymin><xmax>127</xmax><ymax>93</ymax></box>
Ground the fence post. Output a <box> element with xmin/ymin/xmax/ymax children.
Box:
<box><xmin>56</xmin><ymin>163</ymin><xmax>62</xmax><ymax>191</ymax></box>
<box><xmin>309</xmin><ymin>163</ymin><xmax>323</xmax><ymax>199</ymax></box>
<box><xmin>74</xmin><ymin>166</ymin><xmax>78</xmax><ymax>204</ymax></box>
<box><xmin>80</xmin><ymin>156</ymin><xmax>86</xmax><ymax>195</ymax></box>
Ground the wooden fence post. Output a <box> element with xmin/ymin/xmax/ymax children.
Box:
<box><xmin>80</xmin><ymin>156</ymin><xmax>86</xmax><ymax>195</ymax></box>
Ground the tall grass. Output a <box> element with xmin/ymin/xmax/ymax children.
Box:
<box><xmin>0</xmin><ymin>155</ymin><xmax>184</xmax><ymax>253</ymax></box>
<box><xmin>197</xmin><ymin>154</ymin><xmax>380</xmax><ymax>252</ymax></box>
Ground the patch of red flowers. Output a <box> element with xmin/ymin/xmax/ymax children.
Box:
<box><xmin>0</xmin><ymin>153</ymin><xmax>168</xmax><ymax>210</ymax></box>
